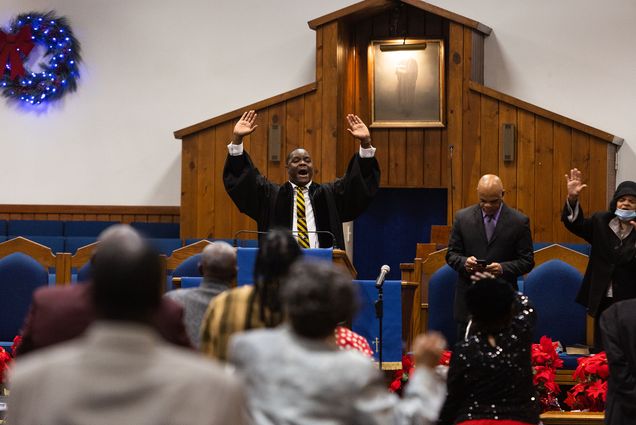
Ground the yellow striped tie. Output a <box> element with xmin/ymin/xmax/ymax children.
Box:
<box><xmin>296</xmin><ymin>187</ymin><xmax>310</xmax><ymax>248</ymax></box>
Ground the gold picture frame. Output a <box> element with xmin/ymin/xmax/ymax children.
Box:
<box><xmin>369</xmin><ymin>39</ymin><xmax>445</xmax><ymax>128</ymax></box>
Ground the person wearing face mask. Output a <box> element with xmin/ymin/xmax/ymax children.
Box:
<box><xmin>223</xmin><ymin>110</ymin><xmax>380</xmax><ymax>249</ymax></box>
<box><xmin>563</xmin><ymin>169</ymin><xmax>636</xmax><ymax>350</ymax></box>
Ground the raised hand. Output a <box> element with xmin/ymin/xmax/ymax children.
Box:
<box><xmin>346</xmin><ymin>114</ymin><xmax>371</xmax><ymax>148</ymax></box>
<box><xmin>412</xmin><ymin>332</ymin><xmax>446</xmax><ymax>369</ymax></box>
<box><xmin>232</xmin><ymin>110</ymin><xmax>258</xmax><ymax>144</ymax></box>
<box><xmin>565</xmin><ymin>168</ymin><xmax>587</xmax><ymax>201</ymax></box>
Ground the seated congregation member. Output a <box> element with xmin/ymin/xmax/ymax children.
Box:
<box><xmin>224</xmin><ymin>110</ymin><xmax>380</xmax><ymax>248</ymax></box>
<box><xmin>563</xmin><ymin>169</ymin><xmax>636</xmax><ymax>349</ymax></box>
<box><xmin>438</xmin><ymin>273</ymin><xmax>540</xmax><ymax>425</ymax></box>
<box><xmin>600</xmin><ymin>299</ymin><xmax>636</xmax><ymax>425</ymax></box>
<box><xmin>8</xmin><ymin>234</ymin><xmax>246</xmax><ymax>425</ymax></box>
<box><xmin>229</xmin><ymin>260</ymin><xmax>446</xmax><ymax>425</ymax></box>
<box><xmin>200</xmin><ymin>228</ymin><xmax>301</xmax><ymax>360</ymax></box>
<box><xmin>16</xmin><ymin>224</ymin><xmax>191</xmax><ymax>356</ymax></box>
<box><xmin>164</xmin><ymin>241</ymin><xmax>236</xmax><ymax>348</ymax></box>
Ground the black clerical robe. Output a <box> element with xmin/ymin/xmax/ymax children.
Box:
<box><xmin>223</xmin><ymin>151</ymin><xmax>380</xmax><ymax>248</ymax></box>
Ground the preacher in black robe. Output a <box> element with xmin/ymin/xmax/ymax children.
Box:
<box><xmin>223</xmin><ymin>111</ymin><xmax>380</xmax><ymax>249</ymax></box>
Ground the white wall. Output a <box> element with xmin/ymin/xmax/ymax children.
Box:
<box><xmin>1</xmin><ymin>0</ymin><xmax>634</xmax><ymax>206</ymax></box>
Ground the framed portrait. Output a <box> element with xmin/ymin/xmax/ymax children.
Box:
<box><xmin>369</xmin><ymin>39</ymin><xmax>445</xmax><ymax>128</ymax></box>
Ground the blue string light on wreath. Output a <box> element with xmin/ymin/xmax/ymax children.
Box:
<box><xmin>0</xmin><ymin>11</ymin><xmax>81</xmax><ymax>106</ymax></box>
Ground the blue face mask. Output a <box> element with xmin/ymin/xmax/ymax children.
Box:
<box><xmin>615</xmin><ymin>208</ymin><xmax>636</xmax><ymax>221</ymax></box>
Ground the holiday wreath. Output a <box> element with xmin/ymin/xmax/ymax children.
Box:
<box><xmin>0</xmin><ymin>11</ymin><xmax>81</xmax><ymax>105</ymax></box>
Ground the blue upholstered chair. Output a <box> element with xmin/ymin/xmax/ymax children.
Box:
<box><xmin>528</xmin><ymin>244</ymin><xmax>591</xmax><ymax>374</ymax></box>
<box><xmin>65</xmin><ymin>237</ymin><xmax>98</xmax><ymax>254</ymax></box>
<box><xmin>0</xmin><ymin>220</ymin><xmax>7</xmax><ymax>237</ymax></box>
<box><xmin>68</xmin><ymin>241</ymin><xmax>99</xmax><ymax>283</ymax></box>
<box><xmin>63</xmin><ymin>221</ymin><xmax>118</xmax><ymax>237</ymax></box>
<box><xmin>131</xmin><ymin>222</ymin><xmax>180</xmax><ymax>238</ymax></box>
<box><xmin>523</xmin><ymin>260</ymin><xmax>586</xmax><ymax>346</ymax></box>
<box><xmin>165</xmin><ymin>240</ymin><xmax>211</xmax><ymax>291</ymax></box>
<box><xmin>0</xmin><ymin>237</ymin><xmax>66</xmax><ymax>348</ymax></box>
<box><xmin>7</xmin><ymin>235</ymin><xmax>65</xmax><ymax>254</ymax></box>
<box><xmin>147</xmin><ymin>238</ymin><xmax>183</xmax><ymax>256</ymax></box>
<box><xmin>421</xmin><ymin>248</ymin><xmax>459</xmax><ymax>348</ymax></box>
<box><xmin>7</xmin><ymin>220</ymin><xmax>64</xmax><ymax>237</ymax></box>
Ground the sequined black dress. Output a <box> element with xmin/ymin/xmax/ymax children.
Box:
<box><xmin>437</xmin><ymin>294</ymin><xmax>541</xmax><ymax>425</ymax></box>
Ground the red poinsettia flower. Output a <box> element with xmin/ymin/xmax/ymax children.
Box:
<box><xmin>438</xmin><ymin>350</ymin><xmax>452</xmax><ymax>366</ymax></box>
<box><xmin>388</xmin><ymin>354</ymin><xmax>415</xmax><ymax>394</ymax></box>
<box><xmin>0</xmin><ymin>347</ymin><xmax>12</xmax><ymax>385</ymax></box>
<box><xmin>12</xmin><ymin>335</ymin><xmax>22</xmax><ymax>357</ymax></box>
<box><xmin>565</xmin><ymin>352</ymin><xmax>609</xmax><ymax>412</ymax></box>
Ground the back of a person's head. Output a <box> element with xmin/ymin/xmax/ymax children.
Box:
<box><xmin>466</xmin><ymin>278</ymin><xmax>515</xmax><ymax>332</ymax></box>
<box><xmin>283</xmin><ymin>261</ymin><xmax>358</xmax><ymax>339</ymax></box>
<box><xmin>254</xmin><ymin>228</ymin><xmax>302</xmax><ymax>284</ymax></box>
<box><xmin>200</xmin><ymin>241</ymin><xmax>237</xmax><ymax>283</ymax></box>
<box><xmin>91</xmin><ymin>231</ymin><xmax>162</xmax><ymax>322</ymax></box>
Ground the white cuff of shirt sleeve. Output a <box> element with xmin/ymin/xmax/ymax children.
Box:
<box><xmin>227</xmin><ymin>142</ymin><xmax>244</xmax><ymax>156</ymax></box>
<box><xmin>359</xmin><ymin>145</ymin><xmax>376</xmax><ymax>158</ymax></box>
<box><xmin>565</xmin><ymin>199</ymin><xmax>580</xmax><ymax>222</ymax></box>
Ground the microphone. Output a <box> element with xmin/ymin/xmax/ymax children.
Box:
<box><xmin>375</xmin><ymin>265</ymin><xmax>391</xmax><ymax>288</ymax></box>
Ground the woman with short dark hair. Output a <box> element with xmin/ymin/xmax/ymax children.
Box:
<box><xmin>229</xmin><ymin>260</ymin><xmax>447</xmax><ymax>425</ymax></box>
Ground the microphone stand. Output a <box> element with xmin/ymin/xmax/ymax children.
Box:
<box><xmin>375</xmin><ymin>284</ymin><xmax>384</xmax><ymax>370</ymax></box>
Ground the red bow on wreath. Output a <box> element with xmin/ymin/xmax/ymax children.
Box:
<box><xmin>0</xmin><ymin>25</ymin><xmax>35</xmax><ymax>80</ymax></box>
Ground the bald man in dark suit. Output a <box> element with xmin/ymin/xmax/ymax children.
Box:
<box><xmin>446</xmin><ymin>174</ymin><xmax>535</xmax><ymax>338</ymax></box>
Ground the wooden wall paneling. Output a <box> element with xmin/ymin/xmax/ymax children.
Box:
<box><xmin>320</xmin><ymin>21</ymin><xmax>340</xmax><ymax>182</ymax></box>
<box><xmin>147</xmin><ymin>215</ymin><xmax>161</xmax><ymax>223</ymax></box>
<box><xmin>607</xmin><ymin>144</ymin><xmax>617</xmax><ymax>196</ymax></box>
<box><xmin>447</xmin><ymin>22</ymin><xmax>464</xmax><ymax>218</ymax></box>
<box><xmin>337</xmin><ymin>24</ymin><xmax>357</xmax><ymax>176</ymax></box>
<box><xmin>425</xmin><ymin>11</ymin><xmax>443</xmax><ymax>36</ymax></box>
<box><xmin>122</xmin><ymin>214</ymin><xmax>134</xmax><ymax>223</ymax></box>
<box><xmin>21</xmin><ymin>214</ymin><xmax>35</xmax><ymax>220</ymax></box>
<box><xmin>34</xmin><ymin>213</ymin><xmax>47</xmax><ymax>220</ymax></box>
<box><xmin>285</xmin><ymin>97</ymin><xmax>304</xmax><ymax>159</ymax></box>
<box><xmin>406</xmin><ymin>129</ymin><xmax>424</xmax><ymax>187</ymax></box>
<box><xmin>534</xmin><ymin>117</ymin><xmax>554</xmax><ymax>242</ymax></box>
<box><xmin>423</xmin><ymin>129</ymin><xmax>442</xmax><ymax>187</ymax></box>
<box><xmin>471</xmin><ymin>32</ymin><xmax>484</xmax><ymax>83</ymax></box>
<box><xmin>180</xmin><ymin>136</ymin><xmax>199</xmax><ymax>238</ymax></box>
<box><xmin>588</xmin><ymin>138</ymin><xmax>609</xmax><ymax>213</ymax></box>
<box><xmin>498</xmin><ymin>102</ymin><xmax>518</xmax><ymax>208</ymax></box>
<box><xmin>552</xmin><ymin>123</ymin><xmax>574</xmax><ymax>242</ymax></box>
<box><xmin>373</xmin><ymin>129</ymin><xmax>390</xmax><ymax>186</ymax></box>
<box><xmin>354</xmin><ymin>18</ymin><xmax>372</xmax><ymax>122</ymax></box>
<box><xmin>192</xmin><ymin>130</ymin><xmax>214</xmax><ymax>238</ymax></box>
<box><xmin>84</xmin><ymin>214</ymin><xmax>97</xmax><ymax>221</ymax></box>
<box><xmin>47</xmin><ymin>214</ymin><xmax>60</xmax><ymax>220</ymax></box>
<box><xmin>303</xmin><ymin>92</ymin><xmax>323</xmax><ymax>182</ymax></box>
<box><xmin>389</xmin><ymin>129</ymin><xmax>407</xmax><ymax>186</ymax></box>
<box><xmin>479</xmin><ymin>95</ymin><xmax>499</xmax><ymax>176</ymax></box>
<box><xmin>248</xmin><ymin>109</ymin><xmax>268</xmax><ymax>182</ymax></box>
<box><xmin>461</xmin><ymin>27</ymin><xmax>479</xmax><ymax>206</ymax></box>
<box><xmin>516</xmin><ymin>110</ymin><xmax>536</xmax><ymax>223</ymax></box>
<box><xmin>407</xmin><ymin>5</ymin><xmax>426</xmax><ymax>36</ymax></box>
<box><xmin>461</xmin><ymin>90</ymin><xmax>480</xmax><ymax>206</ymax></box>
<box><xmin>212</xmin><ymin>122</ymin><xmax>234</xmax><ymax>238</ymax></box>
<box><xmin>265</xmin><ymin>104</ymin><xmax>286</xmax><ymax>183</ymax></box>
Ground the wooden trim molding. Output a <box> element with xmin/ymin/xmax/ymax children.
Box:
<box><xmin>469</xmin><ymin>81</ymin><xmax>622</xmax><ymax>144</ymax></box>
<box><xmin>0</xmin><ymin>204</ymin><xmax>179</xmax><ymax>215</ymax></box>
<box><xmin>0</xmin><ymin>204</ymin><xmax>180</xmax><ymax>223</ymax></box>
<box><xmin>308</xmin><ymin>0</ymin><xmax>492</xmax><ymax>35</ymax></box>
<box><xmin>174</xmin><ymin>83</ymin><xmax>318</xmax><ymax>139</ymax></box>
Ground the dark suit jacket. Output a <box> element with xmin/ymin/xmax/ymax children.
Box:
<box><xmin>562</xmin><ymin>204</ymin><xmax>636</xmax><ymax>317</ymax></box>
<box><xmin>600</xmin><ymin>300</ymin><xmax>636</xmax><ymax>425</ymax></box>
<box><xmin>223</xmin><ymin>151</ymin><xmax>380</xmax><ymax>249</ymax></box>
<box><xmin>446</xmin><ymin>203</ymin><xmax>534</xmax><ymax>322</ymax></box>
<box><xmin>16</xmin><ymin>283</ymin><xmax>192</xmax><ymax>356</ymax></box>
